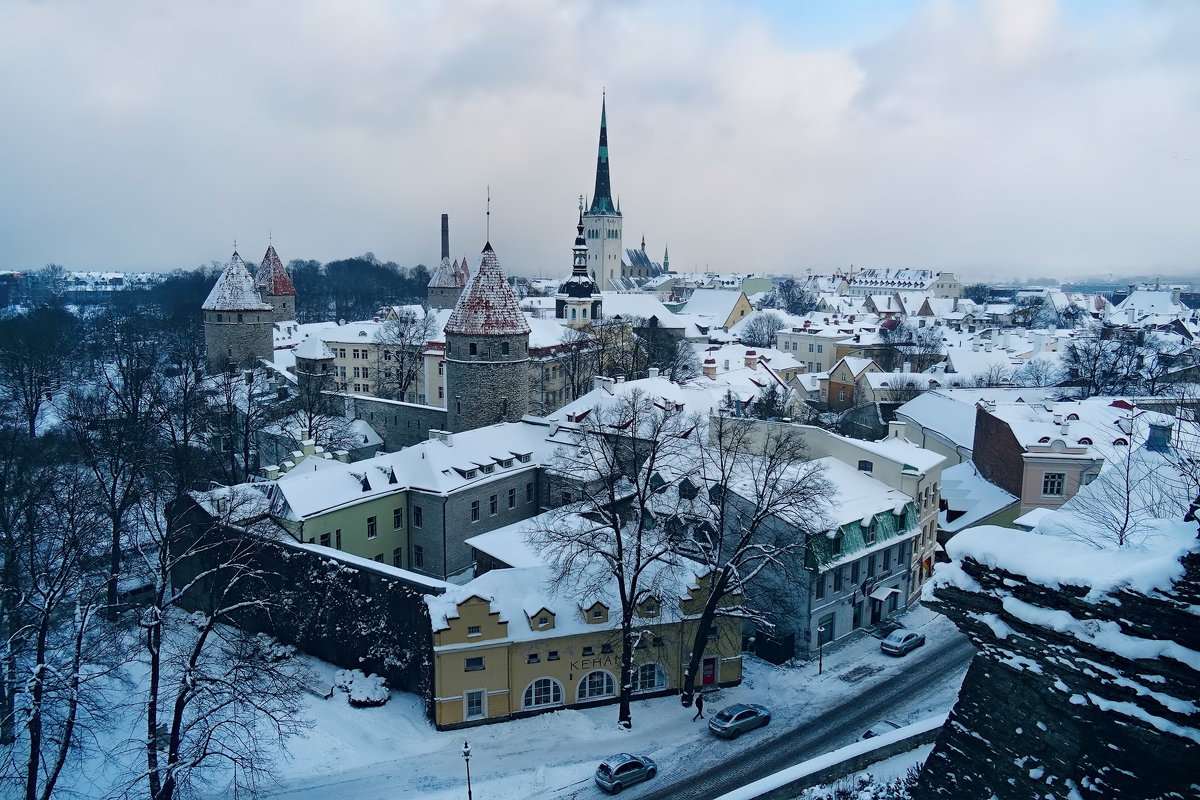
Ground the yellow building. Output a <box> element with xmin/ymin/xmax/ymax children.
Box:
<box><xmin>426</xmin><ymin>563</ymin><xmax>743</xmax><ymax>729</ymax></box>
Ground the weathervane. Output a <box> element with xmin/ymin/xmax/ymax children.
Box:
<box><xmin>579</xmin><ymin>194</ymin><xmax>584</xmax><ymax>213</ymax></box>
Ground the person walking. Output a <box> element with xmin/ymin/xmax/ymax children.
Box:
<box><xmin>692</xmin><ymin>691</ymin><xmax>705</xmax><ymax>721</ymax></box>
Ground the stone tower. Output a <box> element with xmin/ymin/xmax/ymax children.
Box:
<box><xmin>256</xmin><ymin>243</ymin><xmax>296</xmax><ymax>322</ymax></box>
<box><xmin>203</xmin><ymin>250</ymin><xmax>275</xmax><ymax>373</ymax></box>
<box><xmin>427</xmin><ymin>256</ymin><xmax>468</xmax><ymax>310</ymax></box>
<box><xmin>443</xmin><ymin>243</ymin><xmax>531</xmax><ymax>432</ymax></box>
<box><xmin>556</xmin><ymin>202</ymin><xmax>602</xmax><ymax>329</ymax></box>
<box><xmin>583</xmin><ymin>95</ymin><xmax>622</xmax><ymax>291</ymax></box>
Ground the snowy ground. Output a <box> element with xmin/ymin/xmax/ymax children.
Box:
<box><xmin>262</xmin><ymin>605</ymin><xmax>964</xmax><ymax>800</ymax></box>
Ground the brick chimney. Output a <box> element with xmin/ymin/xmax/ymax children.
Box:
<box><xmin>703</xmin><ymin>358</ymin><xmax>717</xmax><ymax>380</ymax></box>
<box><xmin>744</xmin><ymin>350</ymin><xmax>759</xmax><ymax>369</ymax></box>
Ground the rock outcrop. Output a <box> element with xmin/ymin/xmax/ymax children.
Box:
<box><xmin>913</xmin><ymin>523</ymin><xmax>1200</xmax><ymax>799</ymax></box>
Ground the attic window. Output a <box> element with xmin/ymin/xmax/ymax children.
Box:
<box><xmin>481</xmin><ymin>464</ymin><xmax>494</xmax><ymax>474</ymax></box>
<box><xmin>538</xmin><ymin>615</ymin><xmax>549</xmax><ymax>626</ymax></box>
<box><xmin>500</xmin><ymin>458</ymin><xmax>513</xmax><ymax>468</ymax></box>
<box><xmin>1113</xmin><ymin>437</ymin><xmax>1128</xmax><ymax>446</ymax></box>
<box><xmin>517</xmin><ymin>453</ymin><xmax>532</xmax><ymax>463</ymax></box>
<box><xmin>857</xmin><ymin>460</ymin><xmax>873</xmax><ymax>473</ymax></box>
<box><xmin>1066</xmin><ymin>413</ymin><xmax>1080</xmax><ymax>421</ymax></box>
<box><xmin>464</xmin><ymin>469</ymin><xmax>477</xmax><ymax>479</ymax></box>
<box><xmin>1077</xmin><ymin>437</ymin><xmax>1093</xmax><ymax>445</ymax></box>
<box><xmin>1038</xmin><ymin>436</ymin><xmax>1051</xmax><ymax>444</ymax></box>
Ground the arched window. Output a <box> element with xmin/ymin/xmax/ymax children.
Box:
<box><xmin>1113</xmin><ymin>437</ymin><xmax>1128</xmax><ymax>446</ymax></box>
<box><xmin>522</xmin><ymin>677</ymin><xmax>563</xmax><ymax>710</ymax></box>
<box><xmin>1077</xmin><ymin>437</ymin><xmax>1093</xmax><ymax>445</ymax></box>
<box><xmin>1066</xmin><ymin>413</ymin><xmax>1079</xmax><ymax>421</ymax></box>
<box><xmin>631</xmin><ymin>663</ymin><xmax>667</xmax><ymax>693</ymax></box>
<box><xmin>577</xmin><ymin>670</ymin><xmax>616</xmax><ymax>701</ymax></box>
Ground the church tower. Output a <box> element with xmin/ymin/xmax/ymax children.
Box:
<box><xmin>203</xmin><ymin>249</ymin><xmax>274</xmax><ymax>373</ymax></box>
<box><xmin>443</xmin><ymin>243</ymin><xmax>531</xmax><ymax>432</ymax></box>
<box><xmin>583</xmin><ymin>96</ymin><xmax>622</xmax><ymax>291</ymax></box>
<box><xmin>427</xmin><ymin>213</ymin><xmax>469</xmax><ymax>310</ymax></box>
<box><xmin>556</xmin><ymin>200</ymin><xmax>602</xmax><ymax>329</ymax></box>
<box><xmin>256</xmin><ymin>243</ymin><xmax>296</xmax><ymax>322</ymax></box>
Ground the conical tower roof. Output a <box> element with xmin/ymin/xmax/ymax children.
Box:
<box><xmin>588</xmin><ymin>96</ymin><xmax>619</xmax><ymax>216</ymax></box>
<box><xmin>256</xmin><ymin>244</ymin><xmax>295</xmax><ymax>296</ymax></box>
<box><xmin>444</xmin><ymin>243</ymin><xmax>531</xmax><ymax>336</ymax></box>
<box><xmin>203</xmin><ymin>251</ymin><xmax>272</xmax><ymax>312</ymax></box>
<box><xmin>428</xmin><ymin>256</ymin><xmax>464</xmax><ymax>289</ymax></box>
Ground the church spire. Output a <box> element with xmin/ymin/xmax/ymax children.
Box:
<box><xmin>572</xmin><ymin>196</ymin><xmax>589</xmax><ymax>277</ymax></box>
<box><xmin>588</xmin><ymin>95</ymin><xmax>618</xmax><ymax>216</ymax></box>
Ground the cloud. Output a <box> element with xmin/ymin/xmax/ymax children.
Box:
<box><xmin>0</xmin><ymin>0</ymin><xmax>1195</xmax><ymax>282</ymax></box>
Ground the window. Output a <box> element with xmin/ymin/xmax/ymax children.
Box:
<box><xmin>338</xmin><ymin>348</ymin><xmax>346</xmax><ymax>358</ymax></box>
<box><xmin>1042</xmin><ymin>472</ymin><xmax>1066</xmax><ymax>497</ymax></box>
<box><xmin>392</xmin><ymin>547</ymin><xmax>402</xmax><ymax>567</ymax></box>
<box><xmin>522</xmin><ymin>678</ymin><xmax>563</xmax><ymax>709</ymax></box>
<box><xmin>489</xmin><ymin>495</ymin><xmax>497</xmax><ymax>515</ymax></box>
<box><xmin>883</xmin><ymin>547</ymin><xmax>891</xmax><ymax>571</ymax></box>
<box><xmin>465</xmin><ymin>657</ymin><xmax>485</xmax><ymax>672</ymax></box>
<box><xmin>868</xmin><ymin>554</ymin><xmax>877</xmax><ymax>577</ymax></box>
<box><xmin>367</xmin><ymin>516</ymin><xmax>377</xmax><ymax>539</ymax></box>
<box><xmin>592</xmin><ymin>609</ymin><xmax>604</xmax><ymax>620</ymax></box>
<box><xmin>818</xmin><ymin>613</ymin><xmax>835</xmax><ymax>645</ymax></box>
<box><xmin>582</xmin><ymin>646</ymin><xmax>594</xmax><ymax>656</ymax></box>
<box><xmin>547</xmin><ymin>650</ymin><xmax>559</xmax><ymax>661</ymax></box>
<box><xmin>467</xmin><ymin>625</ymin><xmax>481</xmax><ymax>636</ymax></box>
<box><xmin>601</xmin><ymin>642</ymin><xmax>614</xmax><ymax>654</ymax></box>
<box><xmin>413</xmin><ymin>506</ymin><xmax>422</xmax><ymax>528</ymax></box>
<box><xmin>362</xmin><ymin>367</ymin><xmax>369</xmax><ymax>379</ymax></box>
<box><xmin>438</xmin><ymin>386</ymin><xmax>444</xmax><ymax>399</ymax></box>
<box><xmin>526</xmin><ymin>653</ymin><xmax>540</xmax><ymax>664</ymax></box>
<box><xmin>374</xmin><ymin>554</ymin><xmax>383</xmax><ymax>562</ymax></box>
<box><xmin>851</xmin><ymin>559</ymin><xmax>860</xmax><ymax>585</ymax></box>
<box><xmin>527</xmin><ymin>482</ymin><xmax>534</xmax><ymax>502</ymax></box>
<box><xmin>578</xmin><ymin>671</ymin><xmax>615</xmax><ymax>700</ymax></box>
<box><xmin>320</xmin><ymin>532</ymin><xmax>331</xmax><ymax>547</ymax></box>
<box><xmin>471</xmin><ymin>501</ymin><xmax>480</xmax><ymax>522</ymax></box>
<box><xmin>393</xmin><ymin>507</ymin><xmax>403</xmax><ymax>529</ymax></box>
<box><xmin>809</xmin><ymin>343</ymin><xmax>814</xmax><ymax>352</ymax></box>
<box><xmin>831</xmin><ymin>534</ymin><xmax>842</xmax><ymax>556</ymax></box>
<box><xmin>632</xmin><ymin>663</ymin><xmax>667</xmax><ymax>693</ymax></box>
<box><xmin>335</xmin><ymin>529</ymin><xmax>342</xmax><ymax>549</ymax></box>
<box><xmin>469</xmin><ymin>343</ymin><xmax>477</xmax><ymax>355</ymax></box>
<box><xmin>465</xmin><ymin>689</ymin><xmax>485</xmax><ymax>719</ymax></box>
<box><xmin>353</xmin><ymin>366</ymin><xmax>361</xmax><ymax>378</ymax></box>
<box><xmin>815</xmin><ymin>575</ymin><xmax>826</xmax><ymax>600</ymax></box>
<box><xmin>864</xmin><ymin>520</ymin><xmax>876</xmax><ymax>545</ymax></box>
<box><xmin>817</xmin><ymin>344</ymin><xmax>823</xmax><ymax>353</ymax></box>
<box><xmin>857</xmin><ymin>460</ymin><xmax>873</xmax><ymax>473</ymax></box>
<box><xmin>508</xmin><ymin>488</ymin><xmax>516</xmax><ymax>509</ymax></box>
<box><xmin>502</xmin><ymin>341</ymin><xmax>510</xmax><ymax>355</ymax></box>
<box><xmin>538</xmin><ymin>615</ymin><xmax>549</xmax><ymax>626</ymax></box>
<box><xmin>833</xmin><ymin>566</ymin><xmax>843</xmax><ymax>592</ymax></box>
<box><xmin>414</xmin><ymin>545</ymin><xmax>423</xmax><ymax>568</ymax></box>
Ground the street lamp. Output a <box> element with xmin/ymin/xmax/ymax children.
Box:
<box><xmin>817</xmin><ymin>625</ymin><xmax>826</xmax><ymax>675</ymax></box>
<box><xmin>462</xmin><ymin>740</ymin><xmax>473</xmax><ymax>800</ymax></box>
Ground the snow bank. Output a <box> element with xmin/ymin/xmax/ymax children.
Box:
<box><xmin>334</xmin><ymin>669</ymin><xmax>390</xmax><ymax>708</ymax></box>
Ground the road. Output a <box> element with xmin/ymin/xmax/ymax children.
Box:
<box><xmin>581</xmin><ymin>632</ymin><xmax>976</xmax><ymax>800</ymax></box>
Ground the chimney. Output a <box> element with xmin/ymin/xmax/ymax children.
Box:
<box><xmin>972</xmin><ymin>342</ymin><xmax>981</xmax><ymax>352</ymax></box>
<box><xmin>441</xmin><ymin>213</ymin><xmax>450</xmax><ymax>260</ymax></box>
<box><xmin>703</xmin><ymin>358</ymin><xmax>717</xmax><ymax>380</ymax></box>
<box><xmin>1061</xmin><ymin>421</ymin><xmax>1070</xmax><ymax>436</ymax></box>
<box><xmin>744</xmin><ymin>350</ymin><xmax>759</xmax><ymax>369</ymax></box>
<box><xmin>648</xmin><ymin>367</ymin><xmax>660</xmax><ymax>378</ymax></box>
<box><xmin>1147</xmin><ymin>422</ymin><xmax>1173</xmax><ymax>453</ymax></box>
<box><xmin>888</xmin><ymin>420</ymin><xmax>906</xmax><ymax>439</ymax></box>
<box><xmin>593</xmin><ymin>375</ymin><xmax>616</xmax><ymax>392</ymax></box>
<box><xmin>1053</xmin><ymin>413</ymin><xmax>1063</xmax><ymax>425</ymax></box>
<box><xmin>428</xmin><ymin>429</ymin><xmax>453</xmax><ymax>446</ymax></box>
<box><xmin>334</xmin><ymin>450</ymin><xmax>349</xmax><ymax>463</ymax></box>
<box><xmin>615</xmin><ymin>375</ymin><xmax>625</xmax><ymax>383</ymax></box>
<box><xmin>984</xmin><ymin>341</ymin><xmax>993</xmax><ymax>352</ymax></box>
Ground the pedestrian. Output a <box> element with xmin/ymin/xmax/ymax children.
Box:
<box><xmin>692</xmin><ymin>691</ymin><xmax>705</xmax><ymax>721</ymax></box>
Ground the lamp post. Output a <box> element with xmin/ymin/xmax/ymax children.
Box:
<box><xmin>817</xmin><ymin>625</ymin><xmax>826</xmax><ymax>675</ymax></box>
<box><xmin>462</xmin><ymin>740</ymin><xmax>473</xmax><ymax>800</ymax></box>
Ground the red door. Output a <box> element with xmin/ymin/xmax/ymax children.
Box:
<box><xmin>702</xmin><ymin>657</ymin><xmax>717</xmax><ymax>686</ymax></box>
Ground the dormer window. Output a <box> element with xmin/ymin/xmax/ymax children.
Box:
<box><xmin>539</xmin><ymin>615</ymin><xmax>549</xmax><ymax>626</ymax></box>
<box><xmin>467</xmin><ymin>625</ymin><xmax>481</xmax><ymax>637</ymax></box>
<box><xmin>481</xmin><ymin>464</ymin><xmax>494</xmax><ymax>474</ymax></box>
<box><xmin>500</xmin><ymin>458</ymin><xmax>514</xmax><ymax>468</ymax></box>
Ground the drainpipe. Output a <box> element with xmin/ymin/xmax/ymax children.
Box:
<box><xmin>442</xmin><ymin>495</ymin><xmax>449</xmax><ymax>581</ymax></box>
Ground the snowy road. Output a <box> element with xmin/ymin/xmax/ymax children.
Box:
<box><xmin>263</xmin><ymin>606</ymin><xmax>973</xmax><ymax>800</ymax></box>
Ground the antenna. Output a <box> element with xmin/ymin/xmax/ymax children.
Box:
<box><xmin>232</xmin><ymin>238</ymin><xmax>237</xmax><ymax>253</ymax></box>
<box><xmin>269</xmin><ymin>228</ymin><xmax>272</xmax><ymax>246</ymax></box>
<box><xmin>486</xmin><ymin>185</ymin><xmax>491</xmax><ymax>241</ymax></box>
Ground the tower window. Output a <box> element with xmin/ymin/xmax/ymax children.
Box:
<box><xmin>469</xmin><ymin>343</ymin><xmax>477</xmax><ymax>355</ymax></box>
<box><xmin>502</xmin><ymin>341</ymin><xmax>510</xmax><ymax>355</ymax></box>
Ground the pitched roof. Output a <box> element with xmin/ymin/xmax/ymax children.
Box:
<box><xmin>427</xmin><ymin>256</ymin><xmax>465</xmax><ymax>289</ymax></box>
<box><xmin>256</xmin><ymin>245</ymin><xmax>295</xmax><ymax>296</ymax></box>
<box><xmin>202</xmin><ymin>251</ymin><xmax>272</xmax><ymax>312</ymax></box>
<box><xmin>444</xmin><ymin>244</ymin><xmax>531</xmax><ymax>337</ymax></box>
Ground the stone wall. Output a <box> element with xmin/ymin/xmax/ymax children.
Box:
<box><xmin>352</xmin><ymin>395</ymin><xmax>448</xmax><ymax>451</ymax></box>
<box><xmin>971</xmin><ymin>405</ymin><xmax>1024</xmax><ymax>497</ymax></box>
<box><xmin>204</xmin><ymin>311</ymin><xmax>274</xmax><ymax>373</ymax></box>
<box><xmin>445</xmin><ymin>331</ymin><xmax>530</xmax><ymax>432</ymax></box>
<box><xmin>913</xmin><ymin>537</ymin><xmax>1200</xmax><ymax>799</ymax></box>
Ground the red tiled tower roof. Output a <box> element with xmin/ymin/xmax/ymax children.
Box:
<box><xmin>444</xmin><ymin>243</ymin><xmax>530</xmax><ymax>336</ymax></box>
<box><xmin>256</xmin><ymin>244</ymin><xmax>295</xmax><ymax>296</ymax></box>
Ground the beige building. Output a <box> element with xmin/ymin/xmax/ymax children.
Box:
<box><xmin>427</xmin><ymin>559</ymin><xmax>743</xmax><ymax>729</ymax></box>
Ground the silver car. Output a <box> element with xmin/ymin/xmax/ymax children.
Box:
<box><xmin>880</xmin><ymin>628</ymin><xmax>926</xmax><ymax>656</ymax></box>
<box><xmin>708</xmin><ymin>703</ymin><xmax>771</xmax><ymax>739</ymax></box>
<box><xmin>594</xmin><ymin>753</ymin><xmax>657</xmax><ymax>794</ymax></box>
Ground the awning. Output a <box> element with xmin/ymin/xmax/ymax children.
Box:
<box><xmin>869</xmin><ymin>586</ymin><xmax>901</xmax><ymax>602</ymax></box>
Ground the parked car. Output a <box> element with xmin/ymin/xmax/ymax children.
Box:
<box><xmin>708</xmin><ymin>703</ymin><xmax>771</xmax><ymax>739</ymax></box>
<box><xmin>880</xmin><ymin>628</ymin><xmax>926</xmax><ymax>656</ymax></box>
<box><xmin>859</xmin><ymin>720</ymin><xmax>902</xmax><ymax>741</ymax></box>
<box><xmin>594</xmin><ymin>753</ymin><xmax>657</xmax><ymax>794</ymax></box>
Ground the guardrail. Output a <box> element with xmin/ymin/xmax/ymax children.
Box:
<box><xmin>711</xmin><ymin>714</ymin><xmax>946</xmax><ymax>800</ymax></box>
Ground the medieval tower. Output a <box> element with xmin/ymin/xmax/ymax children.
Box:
<box><xmin>202</xmin><ymin>249</ymin><xmax>275</xmax><ymax>373</ymax></box>
<box><xmin>556</xmin><ymin>201</ymin><xmax>602</xmax><ymax>329</ymax></box>
<box><xmin>427</xmin><ymin>214</ymin><xmax>470</xmax><ymax>310</ymax></box>
<box><xmin>443</xmin><ymin>243</ymin><xmax>531</xmax><ymax>432</ymax></box>
<box><xmin>255</xmin><ymin>243</ymin><xmax>296</xmax><ymax>322</ymax></box>
<box><xmin>583</xmin><ymin>96</ymin><xmax>622</xmax><ymax>291</ymax></box>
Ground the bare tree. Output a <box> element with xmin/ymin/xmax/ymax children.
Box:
<box><xmin>130</xmin><ymin>487</ymin><xmax>307</xmax><ymax>800</ymax></box>
<box><xmin>739</xmin><ymin>314</ymin><xmax>786</xmax><ymax>348</ymax></box>
<box><xmin>776</xmin><ymin>279</ymin><xmax>818</xmax><ymax>315</ymax></box>
<box><xmin>158</xmin><ymin>329</ymin><xmax>214</xmax><ymax>496</ymax></box>
<box><xmin>972</xmin><ymin>362</ymin><xmax>1014</xmax><ymax>388</ymax></box>
<box><xmin>527</xmin><ymin>390</ymin><xmax>691</xmax><ymax>728</ymax></box>
<box><xmin>0</xmin><ymin>308</ymin><xmax>78</xmax><ymax>438</ymax></box>
<box><xmin>676</xmin><ymin>415</ymin><xmax>831</xmax><ymax>700</ymax></box>
<box><xmin>374</xmin><ymin>308</ymin><xmax>437</xmax><ymax>403</ymax></box>
<box><xmin>207</xmin><ymin>367</ymin><xmax>280</xmax><ymax>485</ymax></box>
<box><xmin>590</xmin><ymin>317</ymin><xmax>648</xmax><ymax>381</ymax></box>
<box><xmin>1013</xmin><ymin>357</ymin><xmax>1061</xmax><ymax>388</ymax></box>
<box><xmin>557</xmin><ymin>328</ymin><xmax>600</xmax><ymax>402</ymax></box>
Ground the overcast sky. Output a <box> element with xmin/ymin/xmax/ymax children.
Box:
<box><xmin>0</xmin><ymin>0</ymin><xmax>1196</xmax><ymax>282</ymax></box>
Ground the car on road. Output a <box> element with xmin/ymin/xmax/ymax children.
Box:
<box><xmin>594</xmin><ymin>753</ymin><xmax>657</xmax><ymax>794</ymax></box>
<box><xmin>858</xmin><ymin>720</ymin><xmax>902</xmax><ymax>741</ymax></box>
<box><xmin>708</xmin><ymin>703</ymin><xmax>771</xmax><ymax>739</ymax></box>
<box><xmin>880</xmin><ymin>628</ymin><xmax>926</xmax><ymax>656</ymax></box>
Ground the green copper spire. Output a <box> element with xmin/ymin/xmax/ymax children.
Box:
<box><xmin>588</xmin><ymin>95</ymin><xmax>619</xmax><ymax>216</ymax></box>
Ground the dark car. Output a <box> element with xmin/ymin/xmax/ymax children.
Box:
<box><xmin>594</xmin><ymin>753</ymin><xmax>657</xmax><ymax>794</ymax></box>
<box><xmin>880</xmin><ymin>628</ymin><xmax>926</xmax><ymax>656</ymax></box>
<box><xmin>708</xmin><ymin>703</ymin><xmax>771</xmax><ymax>739</ymax></box>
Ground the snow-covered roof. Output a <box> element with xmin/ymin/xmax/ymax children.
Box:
<box><xmin>681</xmin><ymin>289</ymin><xmax>745</xmax><ymax>325</ymax></box>
<box><xmin>202</xmin><ymin>251</ymin><xmax>272</xmax><ymax>312</ymax></box>
<box><xmin>256</xmin><ymin>245</ymin><xmax>295</xmax><ymax>296</ymax></box>
<box><xmin>937</xmin><ymin>461</ymin><xmax>1018</xmax><ymax>534</ymax></box>
<box><xmin>428</xmin><ymin>257</ymin><xmax>466</xmax><ymax>289</ymax></box>
<box><xmin>852</xmin><ymin>436</ymin><xmax>947</xmax><ymax>474</ymax></box>
<box><xmin>894</xmin><ymin>390</ymin><xmax>981</xmax><ymax>452</ymax></box>
<box><xmin>293</xmin><ymin>336</ymin><xmax>334</xmax><ymax>360</ymax></box>
<box><xmin>599</xmin><ymin>292</ymin><xmax>685</xmax><ymax>328</ymax></box>
<box><xmin>444</xmin><ymin>245</ymin><xmax>530</xmax><ymax>337</ymax></box>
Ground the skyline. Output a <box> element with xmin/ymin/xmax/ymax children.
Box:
<box><xmin>0</xmin><ymin>0</ymin><xmax>1197</xmax><ymax>281</ymax></box>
